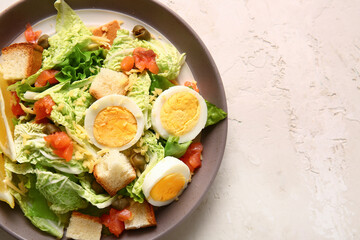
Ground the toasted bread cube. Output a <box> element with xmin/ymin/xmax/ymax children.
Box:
<box><xmin>92</xmin><ymin>20</ymin><xmax>121</xmax><ymax>49</ymax></box>
<box><xmin>89</xmin><ymin>68</ymin><xmax>129</xmax><ymax>99</ymax></box>
<box><xmin>94</xmin><ymin>150</ymin><xmax>136</xmax><ymax>196</ymax></box>
<box><xmin>124</xmin><ymin>199</ymin><xmax>157</xmax><ymax>230</ymax></box>
<box><xmin>66</xmin><ymin>212</ymin><xmax>102</xmax><ymax>240</ymax></box>
<box><xmin>1</xmin><ymin>42</ymin><xmax>43</xmax><ymax>80</ymax></box>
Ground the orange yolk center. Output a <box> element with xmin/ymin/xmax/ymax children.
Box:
<box><xmin>150</xmin><ymin>173</ymin><xmax>186</xmax><ymax>202</ymax></box>
<box><xmin>93</xmin><ymin>106</ymin><xmax>137</xmax><ymax>147</ymax></box>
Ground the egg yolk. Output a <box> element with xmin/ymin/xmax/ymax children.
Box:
<box><xmin>93</xmin><ymin>106</ymin><xmax>137</xmax><ymax>147</ymax></box>
<box><xmin>150</xmin><ymin>173</ymin><xmax>186</xmax><ymax>202</ymax></box>
<box><xmin>160</xmin><ymin>92</ymin><xmax>200</xmax><ymax>136</ymax></box>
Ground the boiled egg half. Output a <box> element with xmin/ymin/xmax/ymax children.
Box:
<box><xmin>151</xmin><ymin>86</ymin><xmax>207</xmax><ymax>143</ymax></box>
<box><xmin>84</xmin><ymin>94</ymin><xmax>144</xmax><ymax>151</ymax></box>
<box><xmin>142</xmin><ymin>156</ymin><xmax>191</xmax><ymax>207</ymax></box>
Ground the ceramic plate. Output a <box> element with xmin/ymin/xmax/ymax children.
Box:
<box><xmin>0</xmin><ymin>0</ymin><xmax>227</xmax><ymax>239</ymax></box>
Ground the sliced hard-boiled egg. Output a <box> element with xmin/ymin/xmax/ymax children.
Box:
<box><xmin>142</xmin><ymin>156</ymin><xmax>191</xmax><ymax>207</ymax></box>
<box><xmin>84</xmin><ymin>94</ymin><xmax>144</xmax><ymax>151</ymax></box>
<box><xmin>151</xmin><ymin>86</ymin><xmax>207</xmax><ymax>143</ymax></box>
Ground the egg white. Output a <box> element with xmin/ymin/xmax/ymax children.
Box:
<box><xmin>84</xmin><ymin>94</ymin><xmax>144</xmax><ymax>151</ymax></box>
<box><xmin>142</xmin><ymin>156</ymin><xmax>191</xmax><ymax>207</ymax></box>
<box><xmin>151</xmin><ymin>86</ymin><xmax>207</xmax><ymax>143</ymax></box>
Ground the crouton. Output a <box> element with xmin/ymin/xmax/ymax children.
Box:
<box><xmin>1</xmin><ymin>42</ymin><xmax>43</xmax><ymax>80</ymax></box>
<box><xmin>124</xmin><ymin>199</ymin><xmax>157</xmax><ymax>230</ymax></box>
<box><xmin>92</xmin><ymin>20</ymin><xmax>121</xmax><ymax>49</ymax></box>
<box><xmin>93</xmin><ymin>150</ymin><xmax>136</xmax><ymax>196</ymax></box>
<box><xmin>66</xmin><ymin>212</ymin><xmax>102</xmax><ymax>240</ymax></box>
<box><xmin>89</xmin><ymin>68</ymin><xmax>129</xmax><ymax>99</ymax></box>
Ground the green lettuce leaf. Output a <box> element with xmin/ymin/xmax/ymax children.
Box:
<box><xmin>149</xmin><ymin>72</ymin><xmax>174</xmax><ymax>93</ymax></box>
<box><xmin>50</xmin><ymin>85</ymin><xmax>94</xmax><ymax>130</ymax></box>
<box><xmin>54</xmin><ymin>46</ymin><xmax>106</xmax><ymax>83</ymax></box>
<box><xmin>42</xmin><ymin>0</ymin><xmax>92</xmax><ymax>70</ymax></box>
<box><xmin>118</xmin><ymin>180</ymin><xmax>145</xmax><ymax>203</ymax></box>
<box><xmin>104</xmin><ymin>30</ymin><xmax>185</xmax><ymax>80</ymax></box>
<box><xmin>77</xmin><ymin>204</ymin><xmax>110</xmax><ymax>218</ymax></box>
<box><xmin>104</xmin><ymin>29</ymin><xmax>138</xmax><ymax>71</ymax></box>
<box><xmin>14</xmin><ymin>122</ymin><xmax>87</xmax><ymax>174</ymax></box>
<box><xmin>30</xmin><ymin>78</ymin><xmax>94</xmax><ymax>139</ymax></box>
<box><xmin>77</xmin><ymin>174</ymin><xmax>116</xmax><ymax>208</ymax></box>
<box><xmin>129</xmin><ymin>130</ymin><xmax>165</xmax><ymax>202</ymax></box>
<box><xmin>140</xmin><ymin>40</ymin><xmax>185</xmax><ymax>80</ymax></box>
<box><xmin>164</xmin><ymin>136</ymin><xmax>191</xmax><ymax>158</ymax></box>
<box><xmin>5</xmin><ymin>161</ymin><xmax>34</xmax><ymax>175</ymax></box>
<box><xmin>12</xmin><ymin>117</ymin><xmax>21</xmax><ymax>127</ymax></box>
<box><xmin>8</xmin><ymin>0</ymin><xmax>96</xmax><ymax>93</ymax></box>
<box><xmin>205</xmin><ymin>100</ymin><xmax>227</xmax><ymax>127</ymax></box>
<box><xmin>10</xmin><ymin>175</ymin><xmax>64</xmax><ymax>238</ymax></box>
<box><xmin>35</xmin><ymin>171</ymin><xmax>114</xmax><ymax>214</ymax></box>
<box><xmin>127</xmin><ymin>72</ymin><xmax>152</xmax><ymax>129</ymax></box>
<box><xmin>7</xmin><ymin>71</ymin><xmax>42</xmax><ymax>92</ymax></box>
<box><xmin>35</xmin><ymin>170</ymin><xmax>88</xmax><ymax>214</ymax></box>
<box><xmin>30</xmin><ymin>80</ymin><xmax>69</xmax><ymax>100</ymax></box>
<box><xmin>15</xmin><ymin>78</ymin><xmax>49</xmax><ymax>102</ymax></box>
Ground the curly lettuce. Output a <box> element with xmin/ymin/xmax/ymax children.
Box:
<box><xmin>54</xmin><ymin>46</ymin><xmax>106</xmax><ymax>83</ymax></box>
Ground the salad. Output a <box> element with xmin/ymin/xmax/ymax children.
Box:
<box><xmin>0</xmin><ymin>0</ymin><xmax>227</xmax><ymax>239</ymax></box>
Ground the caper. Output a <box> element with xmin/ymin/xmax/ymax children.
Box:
<box><xmin>130</xmin><ymin>153</ymin><xmax>146</xmax><ymax>172</ymax></box>
<box><xmin>37</xmin><ymin>34</ymin><xmax>50</xmax><ymax>49</ymax></box>
<box><xmin>111</xmin><ymin>196</ymin><xmax>130</xmax><ymax>210</ymax></box>
<box><xmin>132</xmin><ymin>25</ymin><xmax>151</xmax><ymax>41</ymax></box>
<box><xmin>91</xmin><ymin>180</ymin><xmax>105</xmax><ymax>194</ymax></box>
<box><xmin>42</xmin><ymin>123</ymin><xmax>61</xmax><ymax>135</ymax></box>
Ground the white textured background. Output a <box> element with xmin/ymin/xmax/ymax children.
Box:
<box><xmin>1</xmin><ymin>0</ymin><xmax>360</xmax><ymax>239</ymax></box>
